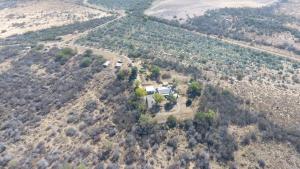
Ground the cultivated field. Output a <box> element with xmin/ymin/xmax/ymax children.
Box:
<box><xmin>145</xmin><ymin>0</ymin><xmax>277</xmax><ymax>21</ymax></box>
<box><xmin>0</xmin><ymin>0</ymin><xmax>110</xmax><ymax>38</ymax></box>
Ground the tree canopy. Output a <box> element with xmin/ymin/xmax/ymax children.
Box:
<box><xmin>135</xmin><ymin>87</ymin><xmax>147</xmax><ymax>97</ymax></box>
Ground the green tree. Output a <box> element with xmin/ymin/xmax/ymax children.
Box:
<box><xmin>151</xmin><ymin>66</ymin><xmax>160</xmax><ymax>80</ymax></box>
<box><xmin>188</xmin><ymin>81</ymin><xmax>202</xmax><ymax>98</ymax></box>
<box><xmin>139</xmin><ymin>114</ymin><xmax>155</xmax><ymax>126</ymax></box>
<box><xmin>153</xmin><ymin>93</ymin><xmax>164</xmax><ymax>104</ymax></box>
<box><xmin>135</xmin><ymin>87</ymin><xmax>147</xmax><ymax>97</ymax></box>
<box><xmin>55</xmin><ymin>47</ymin><xmax>77</xmax><ymax>65</ymax></box>
<box><xmin>83</xmin><ymin>49</ymin><xmax>93</xmax><ymax>57</ymax></box>
<box><xmin>194</xmin><ymin>109</ymin><xmax>216</xmax><ymax>126</ymax></box>
<box><xmin>168</xmin><ymin>94</ymin><xmax>177</xmax><ymax>105</ymax></box>
<box><xmin>166</xmin><ymin>115</ymin><xmax>177</xmax><ymax>128</ymax></box>
<box><xmin>134</xmin><ymin>80</ymin><xmax>141</xmax><ymax>89</ymax></box>
<box><xmin>80</xmin><ymin>57</ymin><xmax>93</xmax><ymax>68</ymax></box>
<box><xmin>129</xmin><ymin>66</ymin><xmax>138</xmax><ymax>81</ymax></box>
<box><xmin>117</xmin><ymin>70</ymin><xmax>126</xmax><ymax>80</ymax></box>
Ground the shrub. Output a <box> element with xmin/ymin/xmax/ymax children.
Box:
<box><xmin>35</xmin><ymin>44</ymin><xmax>44</xmax><ymax>51</ymax></box>
<box><xmin>236</xmin><ymin>72</ymin><xmax>244</xmax><ymax>81</ymax></box>
<box><xmin>36</xmin><ymin>158</ymin><xmax>49</xmax><ymax>169</ymax></box>
<box><xmin>55</xmin><ymin>48</ymin><xmax>77</xmax><ymax>64</ymax></box>
<box><xmin>167</xmin><ymin>137</ymin><xmax>178</xmax><ymax>150</ymax></box>
<box><xmin>166</xmin><ymin>115</ymin><xmax>177</xmax><ymax>128</ymax></box>
<box><xmin>137</xmin><ymin>114</ymin><xmax>157</xmax><ymax>135</ymax></box>
<box><xmin>80</xmin><ymin>57</ymin><xmax>93</xmax><ymax>68</ymax></box>
<box><xmin>77</xmin><ymin>163</ymin><xmax>87</xmax><ymax>169</ymax></box>
<box><xmin>83</xmin><ymin>49</ymin><xmax>93</xmax><ymax>57</ymax></box>
<box><xmin>194</xmin><ymin>110</ymin><xmax>216</xmax><ymax>125</ymax></box>
<box><xmin>65</xmin><ymin>127</ymin><xmax>77</xmax><ymax>137</ymax></box>
<box><xmin>150</xmin><ymin>66</ymin><xmax>160</xmax><ymax>80</ymax></box>
<box><xmin>153</xmin><ymin>93</ymin><xmax>164</xmax><ymax>104</ymax></box>
<box><xmin>186</xmin><ymin>99</ymin><xmax>192</xmax><ymax>107</ymax></box>
<box><xmin>134</xmin><ymin>80</ymin><xmax>141</xmax><ymax>88</ymax></box>
<box><xmin>129</xmin><ymin>67</ymin><xmax>138</xmax><ymax>82</ymax></box>
<box><xmin>258</xmin><ymin>159</ymin><xmax>266</xmax><ymax>168</ymax></box>
<box><xmin>117</xmin><ymin>70</ymin><xmax>128</xmax><ymax>80</ymax></box>
<box><xmin>241</xmin><ymin>135</ymin><xmax>251</xmax><ymax>146</ymax></box>
<box><xmin>167</xmin><ymin>94</ymin><xmax>177</xmax><ymax>105</ymax></box>
<box><xmin>135</xmin><ymin>87</ymin><xmax>147</xmax><ymax>97</ymax></box>
<box><xmin>0</xmin><ymin>143</ymin><xmax>6</xmax><ymax>153</ymax></box>
<box><xmin>187</xmin><ymin>81</ymin><xmax>202</xmax><ymax>98</ymax></box>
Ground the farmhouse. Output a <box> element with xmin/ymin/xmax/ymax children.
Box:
<box><xmin>157</xmin><ymin>86</ymin><xmax>172</xmax><ymax>96</ymax></box>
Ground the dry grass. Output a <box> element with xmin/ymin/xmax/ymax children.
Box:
<box><xmin>145</xmin><ymin>0</ymin><xmax>277</xmax><ymax>21</ymax></box>
<box><xmin>0</xmin><ymin>59</ymin><xmax>12</xmax><ymax>74</ymax></box>
<box><xmin>0</xmin><ymin>0</ymin><xmax>110</xmax><ymax>38</ymax></box>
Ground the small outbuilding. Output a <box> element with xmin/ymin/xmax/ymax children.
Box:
<box><xmin>145</xmin><ymin>86</ymin><xmax>156</xmax><ymax>95</ymax></box>
<box><xmin>162</xmin><ymin>81</ymin><xmax>169</xmax><ymax>86</ymax></box>
<box><xmin>103</xmin><ymin>61</ymin><xmax>110</xmax><ymax>67</ymax></box>
<box><xmin>157</xmin><ymin>86</ymin><xmax>172</xmax><ymax>96</ymax></box>
<box><xmin>115</xmin><ymin>62</ymin><xmax>122</xmax><ymax>68</ymax></box>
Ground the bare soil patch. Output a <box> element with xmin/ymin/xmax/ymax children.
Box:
<box><xmin>0</xmin><ymin>0</ymin><xmax>110</xmax><ymax>38</ymax></box>
<box><xmin>145</xmin><ymin>0</ymin><xmax>277</xmax><ymax>21</ymax></box>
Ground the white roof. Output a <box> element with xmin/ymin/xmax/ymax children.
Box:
<box><xmin>145</xmin><ymin>86</ymin><xmax>156</xmax><ymax>92</ymax></box>
<box><xmin>157</xmin><ymin>87</ymin><xmax>172</xmax><ymax>96</ymax></box>
<box><xmin>103</xmin><ymin>61</ymin><xmax>110</xmax><ymax>66</ymax></box>
<box><xmin>115</xmin><ymin>63</ymin><xmax>122</xmax><ymax>67</ymax></box>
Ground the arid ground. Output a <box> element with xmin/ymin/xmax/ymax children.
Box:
<box><xmin>0</xmin><ymin>0</ymin><xmax>109</xmax><ymax>38</ymax></box>
<box><xmin>145</xmin><ymin>0</ymin><xmax>278</xmax><ymax>21</ymax></box>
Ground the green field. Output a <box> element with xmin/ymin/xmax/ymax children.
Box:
<box><xmin>77</xmin><ymin>16</ymin><xmax>299</xmax><ymax>80</ymax></box>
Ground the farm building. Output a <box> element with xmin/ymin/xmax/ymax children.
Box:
<box><xmin>145</xmin><ymin>86</ymin><xmax>156</xmax><ymax>95</ymax></box>
<box><xmin>103</xmin><ymin>61</ymin><xmax>110</xmax><ymax>67</ymax></box>
<box><xmin>115</xmin><ymin>62</ymin><xmax>122</xmax><ymax>68</ymax></box>
<box><xmin>157</xmin><ymin>86</ymin><xmax>172</xmax><ymax>96</ymax></box>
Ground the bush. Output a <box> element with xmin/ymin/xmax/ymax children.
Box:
<box><xmin>136</xmin><ymin>114</ymin><xmax>157</xmax><ymax>135</ymax></box>
<box><xmin>65</xmin><ymin>127</ymin><xmax>77</xmax><ymax>137</ymax></box>
<box><xmin>129</xmin><ymin>67</ymin><xmax>138</xmax><ymax>82</ymax></box>
<box><xmin>187</xmin><ymin>81</ymin><xmax>202</xmax><ymax>98</ymax></box>
<box><xmin>135</xmin><ymin>87</ymin><xmax>147</xmax><ymax>97</ymax></box>
<box><xmin>0</xmin><ymin>143</ymin><xmax>6</xmax><ymax>153</ymax></box>
<box><xmin>166</xmin><ymin>115</ymin><xmax>177</xmax><ymax>128</ymax></box>
<box><xmin>35</xmin><ymin>44</ymin><xmax>44</xmax><ymax>51</ymax></box>
<box><xmin>167</xmin><ymin>137</ymin><xmax>178</xmax><ymax>150</ymax></box>
<box><xmin>83</xmin><ymin>49</ymin><xmax>93</xmax><ymax>57</ymax></box>
<box><xmin>80</xmin><ymin>57</ymin><xmax>93</xmax><ymax>68</ymax></box>
<box><xmin>258</xmin><ymin>159</ymin><xmax>266</xmax><ymax>168</ymax></box>
<box><xmin>55</xmin><ymin>48</ymin><xmax>77</xmax><ymax>64</ymax></box>
<box><xmin>186</xmin><ymin>99</ymin><xmax>192</xmax><ymax>107</ymax></box>
<box><xmin>194</xmin><ymin>110</ymin><xmax>216</xmax><ymax>125</ymax></box>
<box><xmin>153</xmin><ymin>93</ymin><xmax>164</xmax><ymax>104</ymax></box>
<box><xmin>150</xmin><ymin>66</ymin><xmax>160</xmax><ymax>80</ymax></box>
